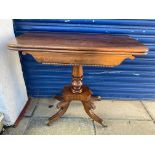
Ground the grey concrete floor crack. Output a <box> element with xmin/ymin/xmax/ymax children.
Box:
<box><xmin>140</xmin><ymin>101</ymin><xmax>155</xmax><ymax>123</ymax></box>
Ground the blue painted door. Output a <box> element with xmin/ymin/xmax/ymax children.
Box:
<box><xmin>13</xmin><ymin>19</ymin><xmax>155</xmax><ymax>100</ymax></box>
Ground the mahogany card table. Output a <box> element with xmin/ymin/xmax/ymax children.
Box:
<box><xmin>8</xmin><ymin>32</ymin><xmax>148</xmax><ymax>127</ymax></box>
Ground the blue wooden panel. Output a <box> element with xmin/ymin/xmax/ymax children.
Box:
<box><xmin>13</xmin><ymin>19</ymin><xmax>155</xmax><ymax>100</ymax></box>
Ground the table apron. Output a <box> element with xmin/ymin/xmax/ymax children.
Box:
<box><xmin>22</xmin><ymin>51</ymin><xmax>135</xmax><ymax>67</ymax></box>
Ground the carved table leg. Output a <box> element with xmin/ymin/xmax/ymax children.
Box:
<box><xmin>49</xmin><ymin>96</ymin><xmax>63</xmax><ymax>108</ymax></box>
<box><xmin>88</xmin><ymin>101</ymin><xmax>96</xmax><ymax>110</ymax></box>
<box><xmin>47</xmin><ymin>101</ymin><xmax>70</xmax><ymax>126</ymax></box>
<box><xmin>57</xmin><ymin>101</ymin><xmax>69</xmax><ymax>109</ymax></box>
<box><xmin>54</xmin><ymin>96</ymin><xmax>63</xmax><ymax>101</ymax></box>
<box><xmin>82</xmin><ymin>101</ymin><xmax>107</xmax><ymax>127</ymax></box>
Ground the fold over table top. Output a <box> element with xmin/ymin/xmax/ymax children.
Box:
<box><xmin>8</xmin><ymin>32</ymin><xmax>148</xmax><ymax>54</ymax></box>
<box><xmin>8</xmin><ymin>32</ymin><xmax>148</xmax><ymax>67</ymax></box>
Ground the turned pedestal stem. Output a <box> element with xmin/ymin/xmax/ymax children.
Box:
<box><xmin>71</xmin><ymin>65</ymin><xmax>83</xmax><ymax>94</ymax></box>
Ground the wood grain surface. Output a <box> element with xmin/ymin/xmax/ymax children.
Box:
<box><xmin>8</xmin><ymin>32</ymin><xmax>148</xmax><ymax>54</ymax></box>
<box><xmin>8</xmin><ymin>32</ymin><xmax>148</xmax><ymax>67</ymax></box>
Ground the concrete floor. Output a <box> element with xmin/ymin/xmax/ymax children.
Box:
<box><xmin>3</xmin><ymin>98</ymin><xmax>155</xmax><ymax>135</ymax></box>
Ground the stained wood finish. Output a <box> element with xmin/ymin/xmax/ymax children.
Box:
<box><xmin>8</xmin><ymin>32</ymin><xmax>148</xmax><ymax>67</ymax></box>
<box><xmin>47</xmin><ymin>66</ymin><xmax>107</xmax><ymax>127</ymax></box>
<box><xmin>47</xmin><ymin>102</ymin><xmax>70</xmax><ymax>126</ymax></box>
<box><xmin>7</xmin><ymin>32</ymin><xmax>148</xmax><ymax>127</ymax></box>
<box><xmin>22</xmin><ymin>51</ymin><xmax>135</xmax><ymax>67</ymax></box>
<box><xmin>72</xmin><ymin>65</ymin><xmax>83</xmax><ymax>93</ymax></box>
<box><xmin>8</xmin><ymin>32</ymin><xmax>148</xmax><ymax>53</ymax></box>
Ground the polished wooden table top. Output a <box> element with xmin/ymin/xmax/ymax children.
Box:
<box><xmin>8</xmin><ymin>32</ymin><xmax>148</xmax><ymax>53</ymax></box>
<box><xmin>8</xmin><ymin>32</ymin><xmax>148</xmax><ymax>67</ymax></box>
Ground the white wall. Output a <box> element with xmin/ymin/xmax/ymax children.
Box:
<box><xmin>0</xmin><ymin>19</ymin><xmax>28</xmax><ymax>125</ymax></box>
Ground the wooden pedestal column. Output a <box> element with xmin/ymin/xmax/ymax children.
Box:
<box><xmin>71</xmin><ymin>65</ymin><xmax>83</xmax><ymax>93</ymax></box>
<box><xmin>47</xmin><ymin>65</ymin><xmax>107</xmax><ymax>127</ymax></box>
